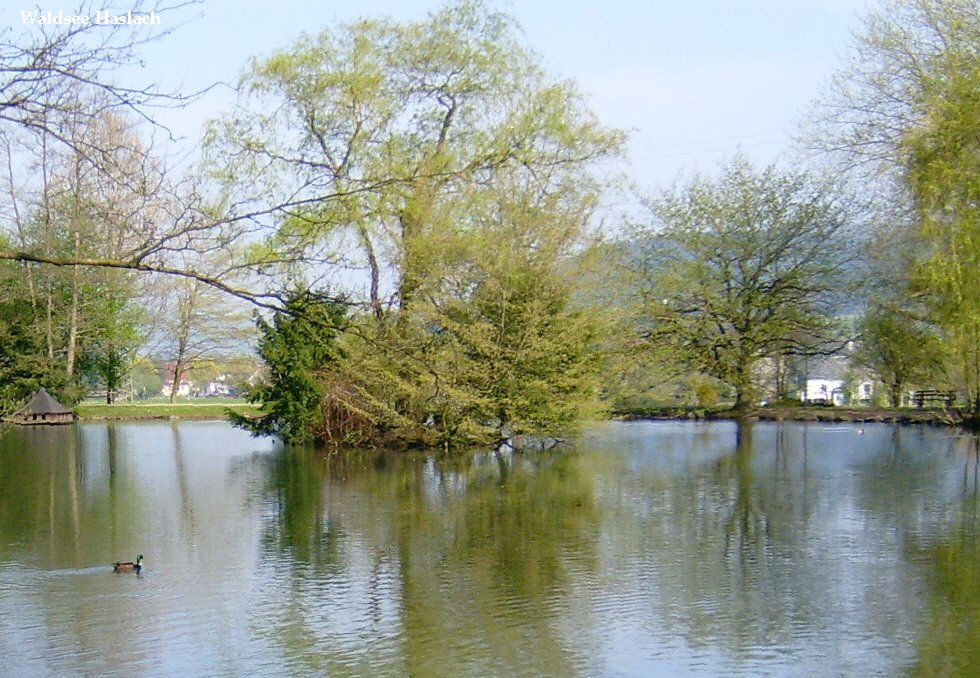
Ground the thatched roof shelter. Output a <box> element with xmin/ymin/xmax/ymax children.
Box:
<box><xmin>9</xmin><ymin>389</ymin><xmax>76</xmax><ymax>425</ymax></box>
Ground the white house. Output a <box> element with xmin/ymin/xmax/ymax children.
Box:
<box><xmin>204</xmin><ymin>374</ymin><xmax>233</xmax><ymax>397</ymax></box>
<box><xmin>854</xmin><ymin>380</ymin><xmax>875</xmax><ymax>404</ymax></box>
<box><xmin>800</xmin><ymin>378</ymin><xmax>846</xmax><ymax>406</ymax></box>
<box><xmin>161</xmin><ymin>378</ymin><xmax>192</xmax><ymax>398</ymax></box>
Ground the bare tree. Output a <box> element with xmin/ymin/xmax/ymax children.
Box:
<box><xmin>1</xmin><ymin>1</ymin><xmax>199</xmax><ymax>150</ymax></box>
<box><xmin>0</xmin><ymin>1</ymin><xmax>293</xmax><ymax>313</ymax></box>
<box><xmin>144</xmin><ymin>273</ymin><xmax>253</xmax><ymax>402</ymax></box>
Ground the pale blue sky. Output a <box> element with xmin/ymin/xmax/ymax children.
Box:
<box><xmin>13</xmin><ymin>0</ymin><xmax>870</xmax><ymax>190</ymax></box>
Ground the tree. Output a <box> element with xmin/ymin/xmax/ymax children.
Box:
<box><xmin>0</xmin><ymin>254</ymin><xmax>79</xmax><ymax>413</ymax></box>
<box><xmin>80</xmin><ymin>289</ymin><xmax>144</xmax><ymax>404</ymax></box>
<box><xmin>0</xmin><ymin>2</ymin><xmax>303</xmax><ymax>325</ymax></box>
<box><xmin>628</xmin><ymin>156</ymin><xmax>855</xmax><ymax>413</ymax></box>
<box><xmin>808</xmin><ymin>0</ymin><xmax>980</xmax><ymax>415</ymax></box>
<box><xmin>147</xmin><ymin>275</ymin><xmax>254</xmax><ymax>402</ymax></box>
<box><xmin>233</xmin><ymin>292</ymin><xmax>348</xmax><ymax>445</ymax></box>
<box><xmin>400</xmin><ymin>190</ymin><xmax>607</xmax><ymax>447</ymax></box>
<box><xmin>905</xmin><ymin>56</ymin><xmax>980</xmax><ymax>413</ymax></box>
<box><xmin>805</xmin><ymin>0</ymin><xmax>979</xmax><ymax>171</ymax></box>
<box><xmin>208</xmin><ymin>0</ymin><xmax>622</xmax><ymax>316</ymax></box>
<box><xmin>853</xmin><ymin>302</ymin><xmax>946</xmax><ymax>406</ymax></box>
<box><xmin>1</xmin><ymin>1</ymin><xmax>194</xmax><ymax>143</ymax></box>
<box><xmin>213</xmin><ymin>0</ymin><xmax>623</xmax><ymax>447</ymax></box>
<box><xmin>1</xmin><ymin>106</ymin><xmax>160</xmax><ymax>404</ymax></box>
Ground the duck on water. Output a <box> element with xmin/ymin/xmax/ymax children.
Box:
<box><xmin>113</xmin><ymin>555</ymin><xmax>143</xmax><ymax>574</ymax></box>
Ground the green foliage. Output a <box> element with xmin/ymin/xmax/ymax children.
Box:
<box><xmin>905</xmin><ymin>52</ymin><xmax>980</xmax><ymax>412</ymax></box>
<box><xmin>80</xmin><ymin>290</ymin><xmax>144</xmax><ymax>404</ymax></box>
<box><xmin>814</xmin><ymin>0</ymin><xmax>980</xmax><ymax>414</ymax></box>
<box><xmin>0</xmin><ymin>260</ymin><xmax>83</xmax><ymax>411</ymax></box>
<box><xmin>628</xmin><ymin>156</ymin><xmax>855</xmax><ymax>412</ymax></box>
<box><xmin>211</xmin><ymin>1</ymin><xmax>621</xmax><ymax>448</ymax></box>
<box><xmin>210</xmin><ymin>0</ymin><xmax>622</xmax><ymax>313</ymax></box>
<box><xmin>296</xmin><ymin>247</ymin><xmax>605</xmax><ymax>449</ymax></box>
<box><xmin>853</xmin><ymin>302</ymin><xmax>946</xmax><ymax>406</ymax></box>
<box><xmin>130</xmin><ymin>357</ymin><xmax>163</xmax><ymax>399</ymax></box>
<box><xmin>0</xmin><ymin>294</ymin><xmax>75</xmax><ymax>413</ymax></box>
<box><xmin>691</xmin><ymin>375</ymin><xmax>722</xmax><ymax>408</ymax></box>
<box><xmin>233</xmin><ymin>292</ymin><xmax>348</xmax><ymax>444</ymax></box>
<box><xmin>427</xmin><ymin>246</ymin><xmax>603</xmax><ymax>445</ymax></box>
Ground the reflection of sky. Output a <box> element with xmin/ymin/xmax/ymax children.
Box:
<box><xmin>2</xmin><ymin>420</ymin><xmax>978</xmax><ymax>675</ymax></box>
<box><xmin>581</xmin><ymin>421</ymin><xmax>977</xmax><ymax>676</ymax></box>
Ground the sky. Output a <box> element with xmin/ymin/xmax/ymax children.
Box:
<box><xmin>11</xmin><ymin>0</ymin><xmax>871</xmax><ymax>192</ymax></box>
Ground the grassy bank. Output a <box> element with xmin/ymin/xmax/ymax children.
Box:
<box><xmin>613</xmin><ymin>404</ymin><xmax>966</xmax><ymax>426</ymax></box>
<box><xmin>76</xmin><ymin>398</ymin><xmax>261</xmax><ymax>421</ymax></box>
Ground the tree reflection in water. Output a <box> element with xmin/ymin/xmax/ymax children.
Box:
<box><xmin>908</xmin><ymin>436</ymin><xmax>980</xmax><ymax>677</ymax></box>
<box><xmin>253</xmin><ymin>444</ymin><xmax>600</xmax><ymax>676</ymax></box>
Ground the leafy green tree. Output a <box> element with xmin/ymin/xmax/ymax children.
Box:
<box><xmin>0</xmin><ymin>257</ymin><xmax>80</xmax><ymax>412</ymax></box>
<box><xmin>300</xmin><ymin>225</ymin><xmax>606</xmax><ymax>449</ymax></box>
<box><xmin>211</xmin><ymin>1</ymin><xmax>622</xmax><ymax>447</ymax></box>
<box><xmin>628</xmin><ymin>156</ymin><xmax>855</xmax><ymax>413</ymax></box>
<box><xmin>0</xmin><ymin>295</ymin><xmax>61</xmax><ymax>412</ymax></box>
<box><xmin>234</xmin><ymin>292</ymin><xmax>348</xmax><ymax>445</ymax></box>
<box><xmin>209</xmin><ymin>0</ymin><xmax>621</xmax><ymax>318</ymax></box>
<box><xmin>423</xmin><ymin>205</ymin><xmax>606</xmax><ymax>445</ymax></box>
<box><xmin>853</xmin><ymin>302</ymin><xmax>946</xmax><ymax>406</ymax></box>
<box><xmin>905</xmin><ymin>58</ymin><xmax>980</xmax><ymax>413</ymax></box>
<box><xmin>809</xmin><ymin>0</ymin><xmax>980</xmax><ymax>415</ymax></box>
<box><xmin>806</xmin><ymin>0</ymin><xmax>979</xmax><ymax>170</ymax></box>
<box><xmin>129</xmin><ymin>356</ymin><xmax>163</xmax><ymax>399</ymax></box>
<box><xmin>83</xmin><ymin>319</ymin><xmax>142</xmax><ymax>404</ymax></box>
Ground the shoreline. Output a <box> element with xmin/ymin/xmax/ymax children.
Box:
<box><xmin>78</xmin><ymin>414</ymin><xmax>233</xmax><ymax>421</ymax></box>
<box><xmin>72</xmin><ymin>401</ymin><xmax>260</xmax><ymax>423</ymax></box>
<box><xmin>18</xmin><ymin>405</ymin><xmax>974</xmax><ymax>430</ymax></box>
<box><xmin>615</xmin><ymin>406</ymin><xmax>971</xmax><ymax>427</ymax></box>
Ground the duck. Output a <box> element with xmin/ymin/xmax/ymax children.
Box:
<box><xmin>113</xmin><ymin>554</ymin><xmax>143</xmax><ymax>574</ymax></box>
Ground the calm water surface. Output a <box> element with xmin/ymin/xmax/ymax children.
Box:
<box><xmin>1</xmin><ymin>420</ymin><xmax>979</xmax><ymax>676</ymax></box>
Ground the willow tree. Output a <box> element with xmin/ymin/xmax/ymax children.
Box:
<box><xmin>853</xmin><ymin>302</ymin><xmax>946</xmax><ymax>407</ymax></box>
<box><xmin>906</xmin><ymin>58</ymin><xmax>980</xmax><ymax>412</ymax></box>
<box><xmin>629</xmin><ymin>156</ymin><xmax>854</xmax><ymax>413</ymax></box>
<box><xmin>209</xmin><ymin>1</ymin><xmax>623</xmax><ymax>446</ymax></box>
<box><xmin>808</xmin><ymin>0</ymin><xmax>980</xmax><ymax>414</ymax></box>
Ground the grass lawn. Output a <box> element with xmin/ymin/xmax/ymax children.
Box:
<box><xmin>76</xmin><ymin>398</ymin><xmax>262</xmax><ymax>420</ymax></box>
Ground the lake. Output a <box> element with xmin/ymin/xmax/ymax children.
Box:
<box><xmin>1</xmin><ymin>420</ymin><xmax>978</xmax><ymax>676</ymax></box>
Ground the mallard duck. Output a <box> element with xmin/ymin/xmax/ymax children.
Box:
<box><xmin>113</xmin><ymin>554</ymin><xmax>143</xmax><ymax>574</ymax></box>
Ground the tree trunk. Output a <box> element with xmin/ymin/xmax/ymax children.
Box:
<box><xmin>170</xmin><ymin>289</ymin><xmax>194</xmax><ymax>403</ymax></box>
<box><xmin>66</xmin><ymin>157</ymin><xmax>85</xmax><ymax>377</ymax></box>
<box><xmin>397</xmin><ymin>213</ymin><xmax>421</xmax><ymax>317</ymax></box>
<box><xmin>357</xmin><ymin>223</ymin><xmax>383</xmax><ymax>322</ymax></box>
<box><xmin>66</xmin><ymin>231</ymin><xmax>81</xmax><ymax>377</ymax></box>
<box><xmin>733</xmin><ymin>388</ymin><xmax>752</xmax><ymax>414</ymax></box>
<box><xmin>889</xmin><ymin>381</ymin><xmax>902</xmax><ymax>408</ymax></box>
<box><xmin>732</xmin><ymin>361</ymin><xmax>755</xmax><ymax>415</ymax></box>
<box><xmin>45</xmin><ymin>284</ymin><xmax>55</xmax><ymax>360</ymax></box>
<box><xmin>41</xmin><ymin>133</ymin><xmax>55</xmax><ymax>360</ymax></box>
<box><xmin>773</xmin><ymin>355</ymin><xmax>786</xmax><ymax>402</ymax></box>
<box><xmin>169</xmin><ymin>360</ymin><xmax>183</xmax><ymax>404</ymax></box>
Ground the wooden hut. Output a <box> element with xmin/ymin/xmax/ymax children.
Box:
<box><xmin>9</xmin><ymin>389</ymin><xmax>76</xmax><ymax>425</ymax></box>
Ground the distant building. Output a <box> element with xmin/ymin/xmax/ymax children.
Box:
<box><xmin>204</xmin><ymin>374</ymin><xmax>233</xmax><ymax>397</ymax></box>
<box><xmin>160</xmin><ymin>361</ymin><xmax>193</xmax><ymax>397</ymax></box>
<box><xmin>161</xmin><ymin>379</ymin><xmax>192</xmax><ymax>398</ymax></box>
<box><xmin>800</xmin><ymin>378</ymin><xmax>847</xmax><ymax>406</ymax></box>
<box><xmin>854</xmin><ymin>380</ymin><xmax>875</xmax><ymax>405</ymax></box>
<box><xmin>9</xmin><ymin>389</ymin><xmax>76</xmax><ymax>425</ymax></box>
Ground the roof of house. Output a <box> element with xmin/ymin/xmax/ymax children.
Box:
<box><xmin>16</xmin><ymin>389</ymin><xmax>74</xmax><ymax>416</ymax></box>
